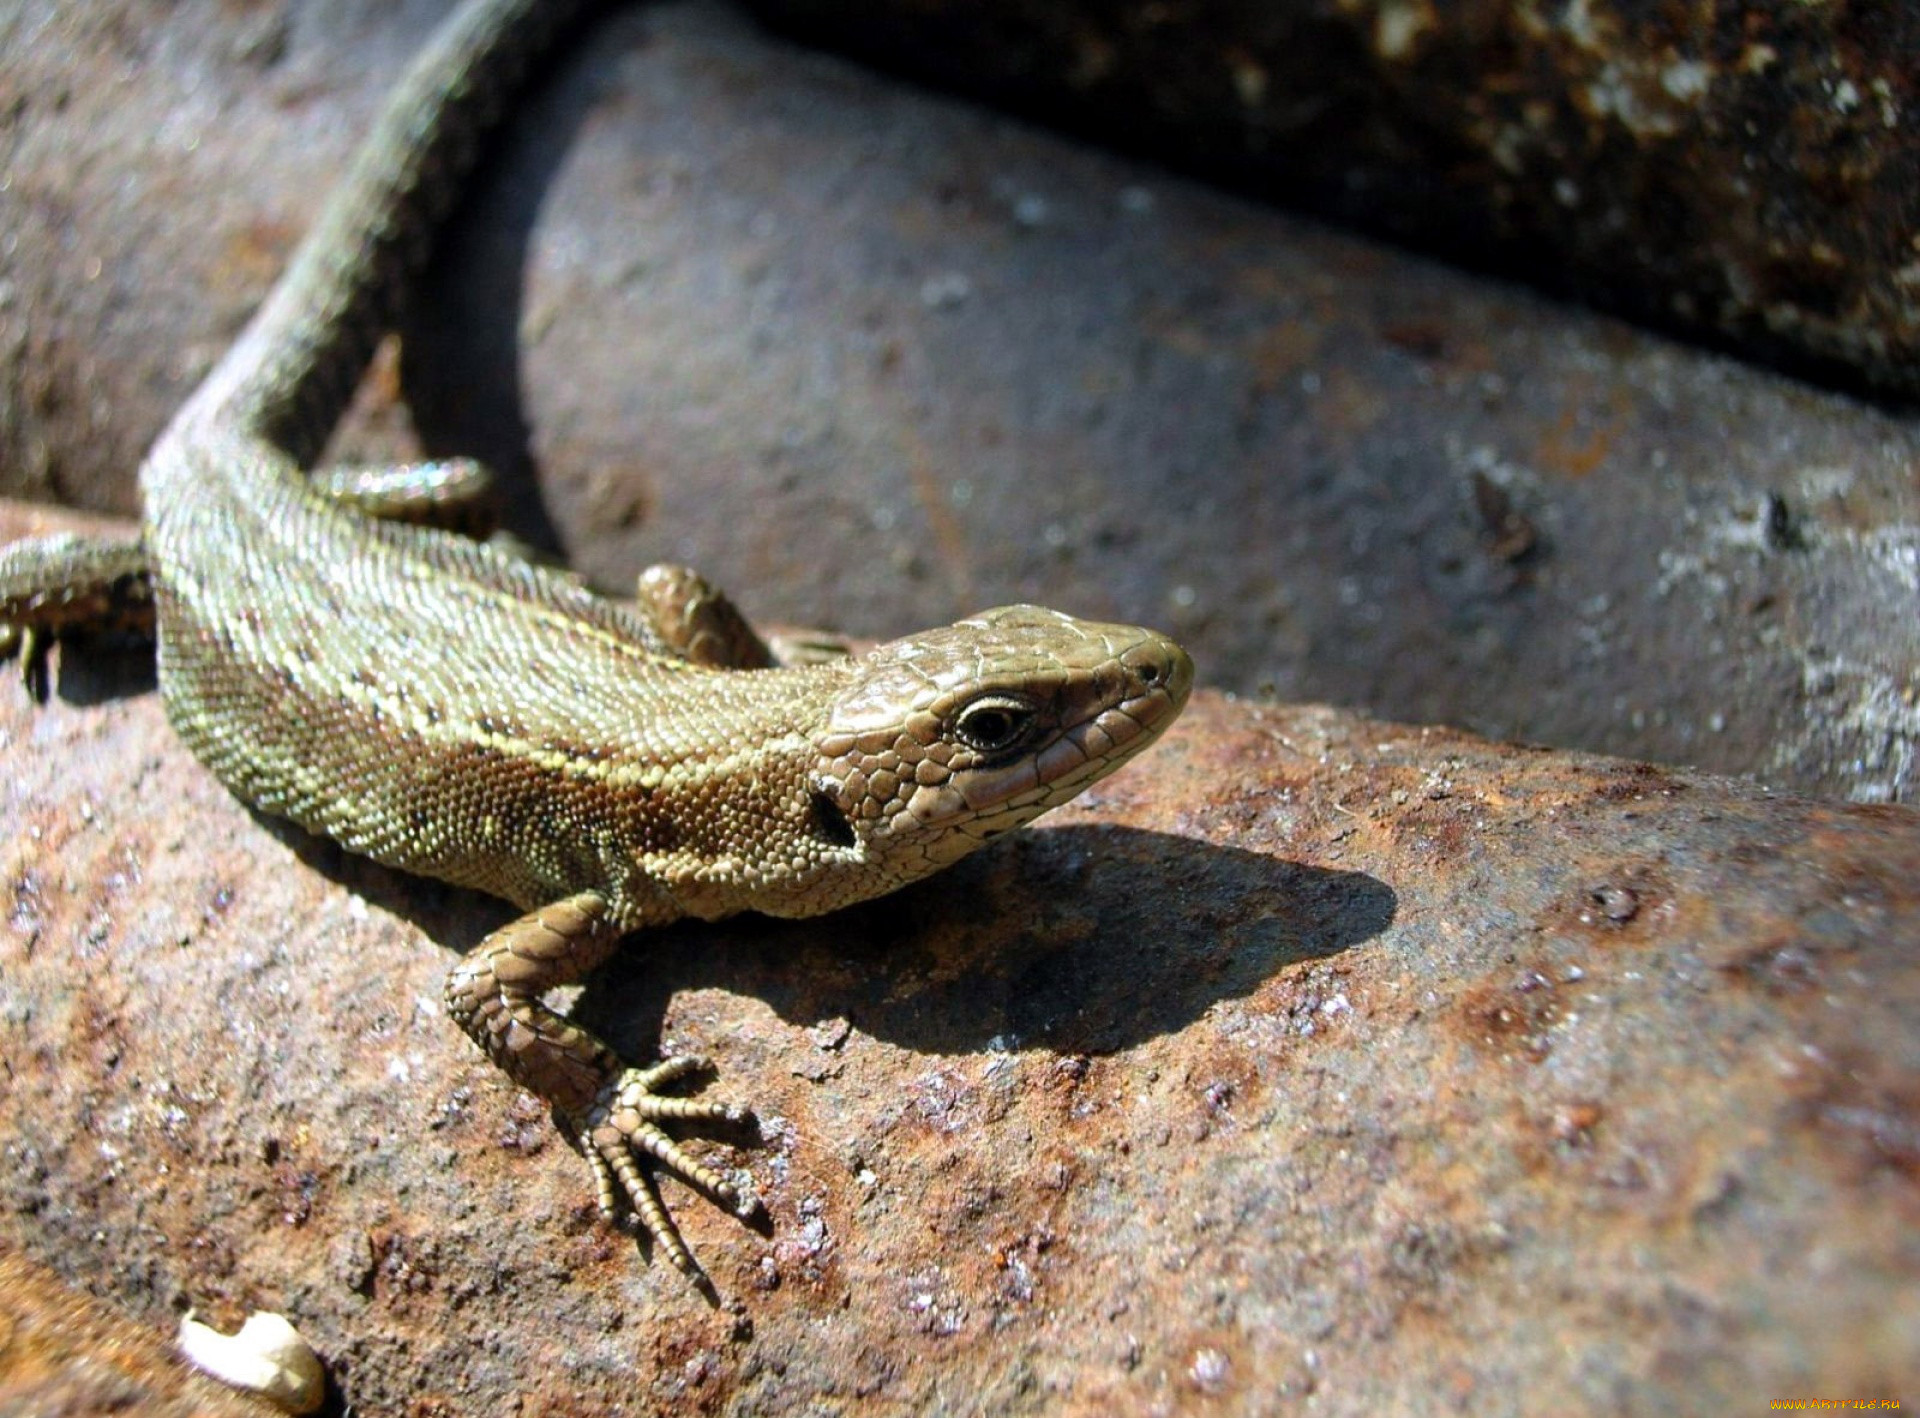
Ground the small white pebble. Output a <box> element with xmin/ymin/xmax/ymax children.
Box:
<box><xmin>178</xmin><ymin>1309</ymin><xmax>325</xmax><ymax>1414</ymax></box>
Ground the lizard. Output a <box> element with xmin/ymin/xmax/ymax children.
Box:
<box><xmin>0</xmin><ymin>0</ymin><xmax>1193</xmax><ymax>1278</ymax></box>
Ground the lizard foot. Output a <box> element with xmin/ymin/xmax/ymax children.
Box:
<box><xmin>572</xmin><ymin>1055</ymin><xmax>761</xmax><ymax>1276</ymax></box>
<box><xmin>0</xmin><ymin>531</ymin><xmax>154</xmax><ymax>698</ymax></box>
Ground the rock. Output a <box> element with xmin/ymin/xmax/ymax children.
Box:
<box><xmin>1</xmin><ymin>4</ymin><xmax>1915</xmax><ymax>1401</ymax></box>
<box><xmin>3</xmin><ymin>500</ymin><xmax>1915</xmax><ymax>1411</ymax></box>
<box><xmin>746</xmin><ymin>0</ymin><xmax>1920</xmax><ymax>402</ymax></box>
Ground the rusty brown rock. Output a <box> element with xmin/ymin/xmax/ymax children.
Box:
<box><xmin>746</xmin><ymin>0</ymin><xmax>1920</xmax><ymax>403</ymax></box>
<box><xmin>3</xmin><ymin>500</ymin><xmax>1916</xmax><ymax>1413</ymax></box>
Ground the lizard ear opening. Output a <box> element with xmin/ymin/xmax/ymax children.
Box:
<box><xmin>808</xmin><ymin>789</ymin><xmax>857</xmax><ymax>849</ymax></box>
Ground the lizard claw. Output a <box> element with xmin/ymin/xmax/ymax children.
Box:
<box><xmin>572</xmin><ymin>1057</ymin><xmax>761</xmax><ymax>1275</ymax></box>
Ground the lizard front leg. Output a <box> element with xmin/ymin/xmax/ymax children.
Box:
<box><xmin>634</xmin><ymin>564</ymin><xmax>779</xmax><ymax>670</ymax></box>
<box><xmin>444</xmin><ymin>891</ymin><xmax>759</xmax><ymax>1276</ymax></box>
<box><xmin>636</xmin><ymin>562</ymin><xmax>852</xmax><ymax>669</ymax></box>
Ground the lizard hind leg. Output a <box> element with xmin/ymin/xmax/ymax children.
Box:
<box><xmin>442</xmin><ymin>890</ymin><xmax>761</xmax><ymax>1277</ymax></box>
<box><xmin>0</xmin><ymin>531</ymin><xmax>154</xmax><ymax>697</ymax></box>
<box><xmin>310</xmin><ymin>456</ymin><xmax>499</xmax><ymax>538</ymax></box>
<box><xmin>312</xmin><ymin>460</ymin><xmax>582</xmax><ymax>574</ymax></box>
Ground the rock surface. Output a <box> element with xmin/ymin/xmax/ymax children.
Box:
<box><xmin>3</xmin><ymin>498</ymin><xmax>1917</xmax><ymax>1414</ymax></box>
<box><xmin>2</xmin><ymin>4</ymin><xmax>1917</xmax><ymax>1407</ymax></box>
<box><xmin>748</xmin><ymin>0</ymin><xmax>1920</xmax><ymax>402</ymax></box>
<box><xmin>1</xmin><ymin>1</ymin><xmax>1915</xmax><ymax>800</ymax></box>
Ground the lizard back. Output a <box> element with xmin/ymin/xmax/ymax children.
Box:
<box><xmin>132</xmin><ymin>0</ymin><xmax>1192</xmax><ymax>929</ymax></box>
<box><xmin>136</xmin><ymin>0</ymin><xmax>859</xmax><ymax>917</ymax></box>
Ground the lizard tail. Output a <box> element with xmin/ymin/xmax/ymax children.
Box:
<box><xmin>170</xmin><ymin>0</ymin><xmax>599</xmax><ymax>470</ymax></box>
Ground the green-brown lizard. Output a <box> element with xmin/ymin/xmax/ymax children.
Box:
<box><xmin>0</xmin><ymin>0</ymin><xmax>1192</xmax><ymax>1276</ymax></box>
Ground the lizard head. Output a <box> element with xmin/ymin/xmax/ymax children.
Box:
<box><xmin>806</xmin><ymin>604</ymin><xmax>1192</xmax><ymax>888</ymax></box>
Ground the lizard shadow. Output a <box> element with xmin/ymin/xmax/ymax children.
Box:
<box><xmin>39</xmin><ymin>634</ymin><xmax>157</xmax><ymax>706</ymax></box>
<box><xmin>398</xmin><ymin>2</ymin><xmax>634</xmax><ymax>558</ymax></box>
<box><xmin>577</xmin><ymin>824</ymin><xmax>1396</xmax><ymax>1060</ymax></box>
<box><xmin>279</xmin><ymin>820</ymin><xmax>1392</xmax><ymax>1061</ymax></box>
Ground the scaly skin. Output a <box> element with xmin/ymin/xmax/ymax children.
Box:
<box><xmin>0</xmin><ymin>0</ymin><xmax>1193</xmax><ymax>1278</ymax></box>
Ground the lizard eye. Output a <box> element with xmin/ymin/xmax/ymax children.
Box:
<box><xmin>954</xmin><ymin>695</ymin><xmax>1038</xmax><ymax>755</ymax></box>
